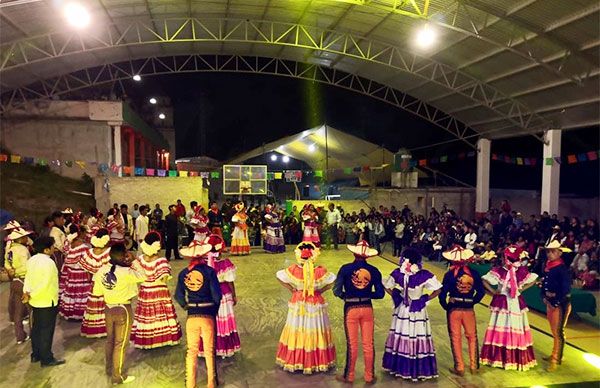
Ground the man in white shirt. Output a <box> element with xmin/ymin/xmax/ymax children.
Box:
<box><xmin>135</xmin><ymin>205</ymin><xmax>150</xmax><ymax>247</ymax></box>
<box><xmin>464</xmin><ymin>226</ymin><xmax>478</xmax><ymax>250</ymax></box>
<box><xmin>326</xmin><ymin>203</ymin><xmax>342</xmax><ymax>250</ymax></box>
<box><xmin>394</xmin><ymin>220</ymin><xmax>405</xmax><ymax>257</ymax></box>
<box><xmin>23</xmin><ymin>236</ymin><xmax>65</xmax><ymax>367</ymax></box>
<box><xmin>49</xmin><ymin>211</ymin><xmax>66</xmax><ymax>269</ymax></box>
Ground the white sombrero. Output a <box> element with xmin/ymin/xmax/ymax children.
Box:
<box><xmin>62</xmin><ymin>208</ymin><xmax>74</xmax><ymax>214</ymax></box>
<box><xmin>347</xmin><ymin>240</ymin><xmax>378</xmax><ymax>257</ymax></box>
<box><xmin>180</xmin><ymin>240</ymin><xmax>212</xmax><ymax>259</ymax></box>
<box><xmin>6</xmin><ymin>227</ymin><xmax>32</xmax><ymax>241</ymax></box>
<box><xmin>3</xmin><ymin>220</ymin><xmax>21</xmax><ymax>231</ymax></box>
<box><xmin>442</xmin><ymin>245</ymin><xmax>475</xmax><ymax>262</ymax></box>
<box><xmin>545</xmin><ymin>239</ymin><xmax>572</xmax><ymax>253</ymax></box>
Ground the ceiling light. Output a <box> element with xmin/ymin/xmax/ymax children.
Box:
<box><xmin>282</xmin><ymin>156</ymin><xmax>290</xmax><ymax>163</ymax></box>
<box><xmin>149</xmin><ymin>97</ymin><xmax>157</xmax><ymax>104</ymax></box>
<box><xmin>308</xmin><ymin>144</ymin><xmax>316</xmax><ymax>152</ymax></box>
<box><xmin>270</xmin><ymin>154</ymin><xmax>278</xmax><ymax>161</ymax></box>
<box><xmin>64</xmin><ymin>3</ymin><xmax>90</xmax><ymax>29</ymax></box>
<box><xmin>132</xmin><ymin>75</ymin><xmax>141</xmax><ymax>82</ymax></box>
<box><xmin>415</xmin><ymin>24</ymin><xmax>436</xmax><ymax>49</ymax></box>
<box><xmin>158</xmin><ymin>113</ymin><xmax>166</xmax><ymax>120</ymax></box>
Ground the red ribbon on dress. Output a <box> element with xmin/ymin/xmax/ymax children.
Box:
<box><xmin>504</xmin><ymin>259</ymin><xmax>519</xmax><ymax>299</ymax></box>
<box><xmin>449</xmin><ymin>262</ymin><xmax>472</xmax><ymax>277</ymax></box>
<box><xmin>187</xmin><ymin>257</ymin><xmax>206</xmax><ymax>270</ymax></box>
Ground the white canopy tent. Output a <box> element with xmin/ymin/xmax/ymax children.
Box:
<box><xmin>227</xmin><ymin>124</ymin><xmax>423</xmax><ymax>186</ymax></box>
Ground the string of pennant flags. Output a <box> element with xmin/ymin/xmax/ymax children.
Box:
<box><xmin>1</xmin><ymin>148</ymin><xmax>598</xmax><ymax>180</ymax></box>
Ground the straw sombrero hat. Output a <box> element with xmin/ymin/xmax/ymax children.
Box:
<box><xmin>442</xmin><ymin>245</ymin><xmax>474</xmax><ymax>262</ymax></box>
<box><xmin>6</xmin><ymin>228</ymin><xmax>32</xmax><ymax>241</ymax></box>
<box><xmin>3</xmin><ymin>220</ymin><xmax>21</xmax><ymax>231</ymax></box>
<box><xmin>180</xmin><ymin>240</ymin><xmax>212</xmax><ymax>259</ymax></box>
<box><xmin>544</xmin><ymin>239</ymin><xmax>572</xmax><ymax>253</ymax></box>
<box><xmin>62</xmin><ymin>208</ymin><xmax>74</xmax><ymax>215</ymax></box>
<box><xmin>347</xmin><ymin>240</ymin><xmax>378</xmax><ymax>258</ymax></box>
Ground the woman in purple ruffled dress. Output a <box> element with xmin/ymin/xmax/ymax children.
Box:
<box><xmin>382</xmin><ymin>248</ymin><xmax>442</xmax><ymax>381</ymax></box>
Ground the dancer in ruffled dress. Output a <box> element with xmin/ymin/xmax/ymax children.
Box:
<box><xmin>131</xmin><ymin>232</ymin><xmax>181</xmax><ymax>349</ymax></box>
<box><xmin>199</xmin><ymin>234</ymin><xmax>241</xmax><ymax>358</ymax></box>
<box><xmin>275</xmin><ymin>242</ymin><xmax>336</xmax><ymax>374</ymax></box>
<box><xmin>263</xmin><ymin>204</ymin><xmax>285</xmax><ymax>253</ymax></box>
<box><xmin>382</xmin><ymin>248</ymin><xmax>442</xmax><ymax>381</ymax></box>
<box><xmin>190</xmin><ymin>206</ymin><xmax>210</xmax><ymax>242</ymax></box>
<box><xmin>230</xmin><ymin>202</ymin><xmax>250</xmax><ymax>256</ymax></box>
<box><xmin>59</xmin><ymin>224</ymin><xmax>92</xmax><ymax>320</ymax></box>
<box><xmin>479</xmin><ymin>244</ymin><xmax>537</xmax><ymax>371</ymax></box>
<box><xmin>302</xmin><ymin>204</ymin><xmax>320</xmax><ymax>247</ymax></box>
<box><xmin>80</xmin><ymin>228</ymin><xmax>111</xmax><ymax>338</ymax></box>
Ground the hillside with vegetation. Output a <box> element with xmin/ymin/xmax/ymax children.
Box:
<box><xmin>0</xmin><ymin>163</ymin><xmax>95</xmax><ymax>227</ymax></box>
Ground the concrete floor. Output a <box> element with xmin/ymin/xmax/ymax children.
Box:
<box><xmin>1</xmin><ymin>247</ymin><xmax>599</xmax><ymax>388</ymax></box>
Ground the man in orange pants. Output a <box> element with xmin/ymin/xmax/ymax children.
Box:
<box><xmin>175</xmin><ymin>241</ymin><xmax>222</xmax><ymax>388</ymax></box>
<box><xmin>541</xmin><ymin>240</ymin><xmax>572</xmax><ymax>372</ymax></box>
<box><xmin>333</xmin><ymin>241</ymin><xmax>385</xmax><ymax>384</ymax></box>
<box><xmin>439</xmin><ymin>245</ymin><xmax>485</xmax><ymax>376</ymax></box>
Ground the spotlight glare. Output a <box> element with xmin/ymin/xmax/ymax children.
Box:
<box><xmin>584</xmin><ymin>353</ymin><xmax>600</xmax><ymax>369</ymax></box>
<box><xmin>270</xmin><ymin>154</ymin><xmax>278</xmax><ymax>161</ymax></box>
<box><xmin>149</xmin><ymin>97</ymin><xmax>157</xmax><ymax>104</ymax></box>
<box><xmin>132</xmin><ymin>75</ymin><xmax>141</xmax><ymax>82</ymax></box>
<box><xmin>282</xmin><ymin>156</ymin><xmax>290</xmax><ymax>163</ymax></box>
<box><xmin>158</xmin><ymin>113</ymin><xmax>166</xmax><ymax>120</ymax></box>
<box><xmin>415</xmin><ymin>24</ymin><xmax>436</xmax><ymax>49</ymax></box>
<box><xmin>64</xmin><ymin>3</ymin><xmax>90</xmax><ymax>29</ymax></box>
<box><xmin>308</xmin><ymin>144</ymin><xmax>316</xmax><ymax>152</ymax></box>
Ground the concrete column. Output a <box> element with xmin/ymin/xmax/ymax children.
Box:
<box><xmin>476</xmin><ymin>138</ymin><xmax>491</xmax><ymax>217</ymax></box>
<box><xmin>127</xmin><ymin>129</ymin><xmax>135</xmax><ymax>167</ymax></box>
<box><xmin>113</xmin><ymin>124</ymin><xmax>122</xmax><ymax>177</ymax></box>
<box><xmin>139</xmin><ymin>136</ymin><xmax>146</xmax><ymax>168</ymax></box>
<box><xmin>541</xmin><ymin>129</ymin><xmax>561</xmax><ymax>215</ymax></box>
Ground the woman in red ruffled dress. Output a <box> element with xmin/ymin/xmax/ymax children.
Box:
<box><xmin>59</xmin><ymin>224</ymin><xmax>92</xmax><ymax>320</ymax></box>
<box><xmin>131</xmin><ymin>232</ymin><xmax>182</xmax><ymax>349</ymax></box>
<box><xmin>80</xmin><ymin>228</ymin><xmax>112</xmax><ymax>338</ymax></box>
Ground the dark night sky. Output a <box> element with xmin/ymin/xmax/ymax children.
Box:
<box><xmin>124</xmin><ymin>73</ymin><xmax>599</xmax><ymax>196</ymax></box>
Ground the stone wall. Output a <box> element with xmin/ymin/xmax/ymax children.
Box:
<box><xmin>1</xmin><ymin>118</ymin><xmax>112</xmax><ymax>180</ymax></box>
<box><xmin>95</xmin><ymin>176</ymin><xmax>208</xmax><ymax>214</ymax></box>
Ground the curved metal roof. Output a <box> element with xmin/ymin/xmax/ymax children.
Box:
<box><xmin>0</xmin><ymin>0</ymin><xmax>598</xmax><ymax>141</ymax></box>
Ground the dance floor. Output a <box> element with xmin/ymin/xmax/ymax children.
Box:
<box><xmin>1</xmin><ymin>247</ymin><xmax>599</xmax><ymax>388</ymax></box>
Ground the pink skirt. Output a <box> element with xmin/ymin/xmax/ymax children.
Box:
<box><xmin>199</xmin><ymin>292</ymin><xmax>240</xmax><ymax>358</ymax></box>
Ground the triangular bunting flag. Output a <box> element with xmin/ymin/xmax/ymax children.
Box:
<box><xmin>123</xmin><ymin>166</ymin><xmax>134</xmax><ymax>175</ymax></box>
<box><xmin>157</xmin><ymin>169</ymin><xmax>167</xmax><ymax>177</ymax></box>
<box><xmin>168</xmin><ymin>170</ymin><xmax>178</xmax><ymax>177</ymax></box>
<box><xmin>146</xmin><ymin>168</ymin><xmax>155</xmax><ymax>176</ymax></box>
<box><xmin>577</xmin><ymin>153</ymin><xmax>587</xmax><ymax>162</ymax></box>
<box><xmin>0</xmin><ymin>154</ymin><xmax>8</xmax><ymax>162</ymax></box>
<box><xmin>491</xmin><ymin>154</ymin><xmax>498</xmax><ymax>160</ymax></box>
<box><xmin>587</xmin><ymin>151</ymin><xmax>598</xmax><ymax>161</ymax></box>
<box><xmin>274</xmin><ymin>172</ymin><xmax>283</xmax><ymax>180</ymax></box>
<box><xmin>418</xmin><ymin>159</ymin><xmax>427</xmax><ymax>166</ymax></box>
<box><xmin>75</xmin><ymin>160</ymin><xmax>86</xmax><ymax>169</ymax></box>
<box><xmin>516</xmin><ymin>157</ymin><xmax>523</xmax><ymax>165</ymax></box>
<box><xmin>210</xmin><ymin>171</ymin><xmax>220</xmax><ymax>178</ymax></box>
<box><xmin>343</xmin><ymin>167</ymin><xmax>352</xmax><ymax>174</ymax></box>
<box><xmin>200</xmin><ymin>172</ymin><xmax>209</xmax><ymax>178</ymax></box>
<box><xmin>179</xmin><ymin>171</ymin><xmax>188</xmax><ymax>177</ymax></box>
<box><xmin>267</xmin><ymin>172</ymin><xmax>274</xmax><ymax>181</ymax></box>
<box><xmin>545</xmin><ymin>158</ymin><xmax>553</xmax><ymax>166</ymax></box>
<box><xmin>467</xmin><ymin>151</ymin><xmax>475</xmax><ymax>158</ymax></box>
<box><xmin>38</xmin><ymin>158</ymin><xmax>47</xmax><ymax>166</ymax></box>
<box><xmin>440</xmin><ymin>156</ymin><xmax>448</xmax><ymax>163</ymax></box>
<box><xmin>567</xmin><ymin>154</ymin><xmax>577</xmax><ymax>164</ymax></box>
<box><xmin>314</xmin><ymin>170</ymin><xmax>323</xmax><ymax>177</ymax></box>
<box><xmin>22</xmin><ymin>157</ymin><xmax>34</xmax><ymax>165</ymax></box>
<box><xmin>10</xmin><ymin>155</ymin><xmax>21</xmax><ymax>163</ymax></box>
<box><xmin>65</xmin><ymin>160</ymin><xmax>73</xmax><ymax>167</ymax></box>
<box><xmin>189</xmin><ymin>171</ymin><xmax>198</xmax><ymax>177</ymax></box>
<box><xmin>554</xmin><ymin>156</ymin><xmax>562</xmax><ymax>164</ymax></box>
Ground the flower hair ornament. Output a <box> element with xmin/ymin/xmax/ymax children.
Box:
<box><xmin>294</xmin><ymin>242</ymin><xmax>320</xmax><ymax>298</ymax></box>
<box><xmin>140</xmin><ymin>240</ymin><xmax>161</xmax><ymax>256</ymax></box>
<box><xmin>91</xmin><ymin>234</ymin><xmax>110</xmax><ymax>248</ymax></box>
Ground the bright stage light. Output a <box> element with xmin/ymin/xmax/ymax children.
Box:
<box><xmin>158</xmin><ymin>113</ymin><xmax>166</xmax><ymax>119</ymax></box>
<box><xmin>64</xmin><ymin>3</ymin><xmax>90</xmax><ymax>29</ymax></box>
<box><xmin>282</xmin><ymin>156</ymin><xmax>290</xmax><ymax>163</ymax></box>
<box><xmin>149</xmin><ymin>97</ymin><xmax>157</xmax><ymax>104</ymax></box>
<box><xmin>308</xmin><ymin>144</ymin><xmax>316</xmax><ymax>152</ymax></box>
<box><xmin>270</xmin><ymin>154</ymin><xmax>278</xmax><ymax>161</ymax></box>
<box><xmin>132</xmin><ymin>75</ymin><xmax>141</xmax><ymax>82</ymax></box>
<box><xmin>584</xmin><ymin>353</ymin><xmax>600</xmax><ymax>369</ymax></box>
<box><xmin>415</xmin><ymin>24</ymin><xmax>436</xmax><ymax>49</ymax></box>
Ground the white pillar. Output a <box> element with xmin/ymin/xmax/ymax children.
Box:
<box><xmin>476</xmin><ymin>138</ymin><xmax>491</xmax><ymax>216</ymax></box>
<box><xmin>541</xmin><ymin>129</ymin><xmax>561</xmax><ymax>215</ymax></box>
<box><xmin>112</xmin><ymin>124</ymin><xmax>122</xmax><ymax>177</ymax></box>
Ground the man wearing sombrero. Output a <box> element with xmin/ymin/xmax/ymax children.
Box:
<box><xmin>175</xmin><ymin>240</ymin><xmax>222</xmax><ymax>388</ymax></box>
<box><xmin>333</xmin><ymin>240</ymin><xmax>384</xmax><ymax>385</ymax></box>
<box><xmin>5</xmin><ymin>227</ymin><xmax>33</xmax><ymax>344</ymax></box>
<box><xmin>439</xmin><ymin>245</ymin><xmax>485</xmax><ymax>376</ymax></box>
<box><xmin>542</xmin><ymin>240</ymin><xmax>572</xmax><ymax>372</ymax></box>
